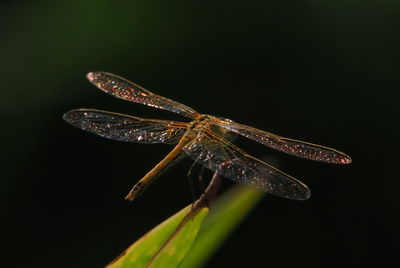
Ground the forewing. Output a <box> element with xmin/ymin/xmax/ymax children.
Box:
<box><xmin>63</xmin><ymin>109</ymin><xmax>187</xmax><ymax>144</ymax></box>
<box><xmin>87</xmin><ymin>72</ymin><xmax>199</xmax><ymax>119</ymax></box>
<box><xmin>182</xmin><ymin>131</ymin><xmax>310</xmax><ymax>200</ymax></box>
<box><xmin>214</xmin><ymin>119</ymin><xmax>351</xmax><ymax>164</ymax></box>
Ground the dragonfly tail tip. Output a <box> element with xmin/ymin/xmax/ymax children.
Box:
<box><xmin>124</xmin><ymin>193</ymin><xmax>136</xmax><ymax>202</ymax></box>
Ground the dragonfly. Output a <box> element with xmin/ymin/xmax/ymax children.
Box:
<box><xmin>63</xmin><ymin>72</ymin><xmax>351</xmax><ymax>201</ymax></box>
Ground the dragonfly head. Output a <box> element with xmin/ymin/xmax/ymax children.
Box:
<box><xmin>198</xmin><ymin>114</ymin><xmax>216</xmax><ymax>122</ymax></box>
<box><xmin>216</xmin><ymin>116</ymin><xmax>234</xmax><ymax>123</ymax></box>
<box><xmin>208</xmin><ymin>116</ymin><xmax>235</xmax><ymax>142</ymax></box>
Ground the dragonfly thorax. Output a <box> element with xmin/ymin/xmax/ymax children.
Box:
<box><xmin>187</xmin><ymin>114</ymin><xmax>231</xmax><ymax>139</ymax></box>
<box><xmin>188</xmin><ymin>114</ymin><xmax>216</xmax><ymax>133</ymax></box>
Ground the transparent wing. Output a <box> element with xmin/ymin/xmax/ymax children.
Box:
<box><xmin>214</xmin><ymin>119</ymin><xmax>352</xmax><ymax>164</ymax></box>
<box><xmin>63</xmin><ymin>109</ymin><xmax>188</xmax><ymax>144</ymax></box>
<box><xmin>182</xmin><ymin>131</ymin><xmax>311</xmax><ymax>200</ymax></box>
<box><xmin>87</xmin><ymin>72</ymin><xmax>199</xmax><ymax>119</ymax></box>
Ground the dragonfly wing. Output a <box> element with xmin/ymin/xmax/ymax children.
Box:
<box><xmin>63</xmin><ymin>109</ymin><xmax>188</xmax><ymax>144</ymax></box>
<box><xmin>182</xmin><ymin>131</ymin><xmax>311</xmax><ymax>200</ymax></box>
<box><xmin>87</xmin><ymin>72</ymin><xmax>199</xmax><ymax>119</ymax></box>
<box><xmin>214</xmin><ymin>119</ymin><xmax>351</xmax><ymax>164</ymax></box>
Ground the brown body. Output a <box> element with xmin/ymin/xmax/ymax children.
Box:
<box><xmin>125</xmin><ymin>115</ymin><xmax>220</xmax><ymax>200</ymax></box>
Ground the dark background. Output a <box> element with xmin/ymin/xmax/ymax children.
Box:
<box><xmin>1</xmin><ymin>1</ymin><xmax>399</xmax><ymax>267</ymax></box>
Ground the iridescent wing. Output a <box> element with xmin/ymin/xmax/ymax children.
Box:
<box><xmin>213</xmin><ymin>119</ymin><xmax>352</xmax><ymax>164</ymax></box>
<box><xmin>87</xmin><ymin>72</ymin><xmax>199</xmax><ymax>119</ymax></box>
<box><xmin>63</xmin><ymin>109</ymin><xmax>188</xmax><ymax>144</ymax></box>
<box><xmin>182</xmin><ymin>130</ymin><xmax>311</xmax><ymax>200</ymax></box>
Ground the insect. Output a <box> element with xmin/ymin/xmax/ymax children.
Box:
<box><xmin>64</xmin><ymin>72</ymin><xmax>351</xmax><ymax>201</ymax></box>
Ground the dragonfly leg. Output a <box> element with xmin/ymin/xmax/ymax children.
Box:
<box><xmin>187</xmin><ymin>155</ymin><xmax>208</xmax><ymax>207</ymax></box>
<box><xmin>196</xmin><ymin>166</ymin><xmax>210</xmax><ymax>207</ymax></box>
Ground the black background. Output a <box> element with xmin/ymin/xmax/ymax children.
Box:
<box><xmin>1</xmin><ymin>1</ymin><xmax>399</xmax><ymax>267</ymax></box>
